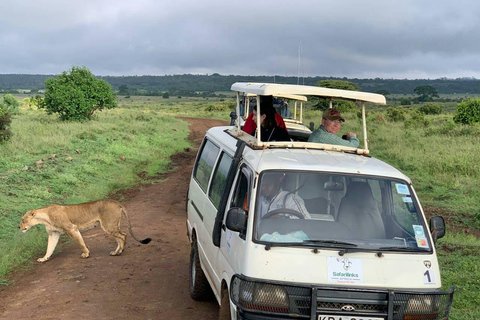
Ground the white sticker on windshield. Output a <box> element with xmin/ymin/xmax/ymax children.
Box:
<box><xmin>413</xmin><ymin>225</ymin><xmax>429</xmax><ymax>248</ymax></box>
<box><xmin>396</xmin><ymin>183</ymin><xmax>410</xmax><ymax>195</ymax></box>
<box><xmin>402</xmin><ymin>197</ymin><xmax>413</xmax><ymax>203</ymax></box>
<box><xmin>327</xmin><ymin>257</ymin><xmax>364</xmax><ymax>284</ymax></box>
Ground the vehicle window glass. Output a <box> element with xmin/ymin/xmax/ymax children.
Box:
<box><xmin>231</xmin><ymin>169</ymin><xmax>250</xmax><ymax>213</ymax></box>
<box><xmin>254</xmin><ymin>171</ymin><xmax>430</xmax><ymax>252</ymax></box>
<box><xmin>194</xmin><ymin>139</ymin><xmax>220</xmax><ymax>192</ymax></box>
<box><xmin>209</xmin><ymin>152</ymin><xmax>233</xmax><ymax>208</ymax></box>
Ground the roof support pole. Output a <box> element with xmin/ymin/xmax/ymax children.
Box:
<box><xmin>300</xmin><ymin>102</ymin><xmax>303</xmax><ymax>123</ymax></box>
<box><xmin>236</xmin><ymin>92</ymin><xmax>241</xmax><ymax>131</ymax></box>
<box><xmin>245</xmin><ymin>96</ymin><xmax>249</xmax><ymax>120</ymax></box>
<box><xmin>362</xmin><ymin>101</ymin><xmax>368</xmax><ymax>151</ymax></box>
<box><xmin>294</xmin><ymin>101</ymin><xmax>297</xmax><ymax>120</ymax></box>
<box><xmin>329</xmin><ymin>98</ymin><xmax>333</xmax><ymax>109</ymax></box>
<box><xmin>256</xmin><ymin>95</ymin><xmax>261</xmax><ymax>145</ymax></box>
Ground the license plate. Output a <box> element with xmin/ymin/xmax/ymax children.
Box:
<box><xmin>318</xmin><ymin>316</ymin><xmax>383</xmax><ymax>320</ymax></box>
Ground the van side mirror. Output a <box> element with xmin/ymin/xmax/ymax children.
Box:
<box><xmin>429</xmin><ymin>216</ymin><xmax>446</xmax><ymax>243</ymax></box>
<box><xmin>226</xmin><ymin>207</ymin><xmax>247</xmax><ymax>233</ymax></box>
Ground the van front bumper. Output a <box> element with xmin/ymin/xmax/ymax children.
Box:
<box><xmin>231</xmin><ymin>275</ymin><xmax>454</xmax><ymax>320</ymax></box>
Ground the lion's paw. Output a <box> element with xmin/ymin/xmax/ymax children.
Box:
<box><xmin>81</xmin><ymin>252</ymin><xmax>90</xmax><ymax>258</ymax></box>
<box><xmin>37</xmin><ymin>257</ymin><xmax>48</xmax><ymax>262</ymax></box>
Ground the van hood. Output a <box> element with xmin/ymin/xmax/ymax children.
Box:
<box><xmin>242</xmin><ymin>245</ymin><xmax>441</xmax><ymax>290</ymax></box>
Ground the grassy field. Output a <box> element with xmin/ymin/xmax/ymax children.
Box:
<box><xmin>1</xmin><ymin>94</ymin><xmax>479</xmax><ymax>319</ymax></box>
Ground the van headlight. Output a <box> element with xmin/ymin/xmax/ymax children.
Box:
<box><xmin>403</xmin><ymin>295</ymin><xmax>440</xmax><ymax>320</ymax></box>
<box><xmin>231</xmin><ymin>276</ymin><xmax>290</xmax><ymax>313</ymax></box>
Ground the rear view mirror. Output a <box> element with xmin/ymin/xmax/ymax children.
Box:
<box><xmin>226</xmin><ymin>207</ymin><xmax>247</xmax><ymax>233</ymax></box>
<box><xmin>324</xmin><ymin>181</ymin><xmax>344</xmax><ymax>191</ymax></box>
<box><xmin>429</xmin><ymin>216</ymin><xmax>446</xmax><ymax>243</ymax></box>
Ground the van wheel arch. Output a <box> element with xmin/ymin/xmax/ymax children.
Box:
<box><xmin>218</xmin><ymin>280</ymin><xmax>232</xmax><ymax>320</ymax></box>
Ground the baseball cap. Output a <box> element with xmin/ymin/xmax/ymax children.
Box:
<box><xmin>322</xmin><ymin>108</ymin><xmax>345</xmax><ymax>122</ymax></box>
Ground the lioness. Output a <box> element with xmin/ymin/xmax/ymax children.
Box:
<box><xmin>19</xmin><ymin>200</ymin><xmax>151</xmax><ymax>262</ymax></box>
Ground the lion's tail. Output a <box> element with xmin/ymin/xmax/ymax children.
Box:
<box><xmin>120</xmin><ymin>205</ymin><xmax>152</xmax><ymax>244</ymax></box>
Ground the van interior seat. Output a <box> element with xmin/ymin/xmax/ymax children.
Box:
<box><xmin>303</xmin><ymin>197</ymin><xmax>335</xmax><ymax>220</ymax></box>
<box><xmin>337</xmin><ymin>182</ymin><xmax>386</xmax><ymax>239</ymax></box>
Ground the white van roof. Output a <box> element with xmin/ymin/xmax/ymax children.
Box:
<box><xmin>231</xmin><ymin>82</ymin><xmax>386</xmax><ymax>105</ymax></box>
<box><xmin>208</xmin><ymin>126</ymin><xmax>410</xmax><ymax>182</ymax></box>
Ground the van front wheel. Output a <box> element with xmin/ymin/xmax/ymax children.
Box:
<box><xmin>189</xmin><ymin>238</ymin><xmax>211</xmax><ymax>300</ymax></box>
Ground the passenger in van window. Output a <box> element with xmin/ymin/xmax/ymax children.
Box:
<box><xmin>242</xmin><ymin>95</ymin><xmax>287</xmax><ymax>136</ymax></box>
<box><xmin>258</xmin><ymin>173</ymin><xmax>311</xmax><ymax>219</ymax></box>
<box><xmin>250</xmin><ymin>99</ymin><xmax>290</xmax><ymax>142</ymax></box>
<box><xmin>308</xmin><ymin>108</ymin><xmax>359</xmax><ymax>148</ymax></box>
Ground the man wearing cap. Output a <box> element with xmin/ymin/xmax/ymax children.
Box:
<box><xmin>308</xmin><ymin>108</ymin><xmax>359</xmax><ymax>148</ymax></box>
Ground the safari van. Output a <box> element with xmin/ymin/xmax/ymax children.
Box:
<box><xmin>186</xmin><ymin>83</ymin><xmax>454</xmax><ymax>320</ymax></box>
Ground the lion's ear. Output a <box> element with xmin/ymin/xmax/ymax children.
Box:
<box><xmin>29</xmin><ymin>210</ymin><xmax>36</xmax><ymax>216</ymax></box>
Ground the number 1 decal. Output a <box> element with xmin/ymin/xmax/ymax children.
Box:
<box><xmin>423</xmin><ymin>269</ymin><xmax>435</xmax><ymax>284</ymax></box>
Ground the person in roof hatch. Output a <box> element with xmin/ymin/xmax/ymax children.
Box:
<box><xmin>242</xmin><ymin>95</ymin><xmax>287</xmax><ymax>135</ymax></box>
<box><xmin>308</xmin><ymin>108</ymin><xmax>359</xmax><ymax>148</ymax></box>
<box><xmin>250</xmin><ymin>99</ymin><xmax>290</xmax><ymax>142</ymax></box>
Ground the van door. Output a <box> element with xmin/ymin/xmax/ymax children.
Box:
<box><xmin>202</xmin><ymin>149</ymin><xmax>233</xmax><ymax>293</ymax></box>
<box><xmin>220</xmin><ymin>165</ymin><xmax>253</xmax><ymax>275</ymax></box>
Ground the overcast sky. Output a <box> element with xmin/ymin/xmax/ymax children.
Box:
<box><xmin>1</xmin><ymin>0</ymin><xmax>479</xmax><ymax>79</ymax></box>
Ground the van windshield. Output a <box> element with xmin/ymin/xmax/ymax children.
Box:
<box><xmin>254</xmin><ymin>171</ymin><xmax>432</xmax><ymax>252</ymax></box>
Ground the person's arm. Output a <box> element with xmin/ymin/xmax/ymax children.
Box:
<box><xmin>242</xmin><ymin>112</ymin><xmax>256</xmax><ymax>135</ymax></box>
<box><xmin>286</xmin><ymin>194</ymin><xmax>311</xmax><ymax>219</ymax></box>
<box><xmin>308</xmin><ymin>129</ymin><xmax>359</xmax><ymax>148</ymax></box>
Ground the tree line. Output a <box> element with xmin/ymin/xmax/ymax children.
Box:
<box><xmin>1</xmin><ymin>73</ymin><xmax>480</xmax><ymax>95</ymax></box>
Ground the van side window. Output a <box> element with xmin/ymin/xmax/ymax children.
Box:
<box><xmin>209</xmin><ymin>152</ymin><xmax>233</xmax><ymax>208</ymax></box>
<box><xmin>194</xmin><ymin>139</ymin><xmax>220</xmax><ymax>192</ymax></box>
<box><xmin>231</xmin><ymin>169</ymin><xmax>251</xmax><ymax>213</ymax></box>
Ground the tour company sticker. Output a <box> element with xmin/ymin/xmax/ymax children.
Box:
<box><xmin>395</xmin><ymin>183</ymin><xmax>410</xmax><ymax>195</ymax></box>
<box><xmin>327</xmin><ymin>257</ymin><xmax>364</xmax><ymax>284</ymax></box>
<box><xmin>402</xmin><ymin>196</ymin><xmax>413</xmax><ymax>203</ymax></box>
<box><xmin>413</xmin><ymin>225</ymin><xmax>429</xmax><ymax>248</ymax></box>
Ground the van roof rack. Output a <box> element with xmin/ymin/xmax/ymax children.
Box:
<box><xmin>229</xmin><ymin>82</ymin><xmax>387</xmax><ymax>155</ymax></box>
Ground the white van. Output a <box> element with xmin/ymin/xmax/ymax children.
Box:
<box><xmin>186</xmin><ymin>83</ymin><xmax>454</xmax><ymax>320</ymax></box>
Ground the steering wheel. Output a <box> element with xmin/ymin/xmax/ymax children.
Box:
<box><xmin>262</xmin><ymin>208</ymin><xmax>305</xmax><ymax>219</ymax></box>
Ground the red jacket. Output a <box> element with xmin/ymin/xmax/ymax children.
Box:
<box><xmin>242</xmin><ymin>112</ymin><xmax>287</xmax><ymax>135</ymax></box>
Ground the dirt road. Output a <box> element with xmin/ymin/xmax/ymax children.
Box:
<box><xmin>0</xmin><ymin>117</ymin><xmax>228</xmax><ymax>320</ymax></box>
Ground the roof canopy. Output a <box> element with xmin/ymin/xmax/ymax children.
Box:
<box><xmin>231</xmin><ymin>82</ymin><xmax>386</xmax><ymax>105</ymax></box>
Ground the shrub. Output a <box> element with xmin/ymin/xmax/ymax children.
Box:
<box><xmin>454</xmin><ymin>98</ymin><xmax>480</xmax><ymax>124</ymax></box>
<box><xmin>385</xmin><ymin>107</ymin><xmax>406</xmax><ymax>122</ymax></box>
<box><xmin>419</xmin><ymin>103</ymin><xmax>443</xmax><ymax>115</ymax></box>
<box><xmin>43</xmin><ymin>66</ymin><xmax>117</xmax><ymax>121</ymax></box>
<box><xmin>400</xmin><ymin>98</ymin><xmax>411</xmax><ymax>106</ymax></box>
<box><xmin>405</xmin><ymin>110</ymin><xmax>429</xmax><ymax>128</ymax></box>
<box><xmin>0</xmin><ymin>94</ymin><xmax>18</xmax><ymax>142</ymax></box>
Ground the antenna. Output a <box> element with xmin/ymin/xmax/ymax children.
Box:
<box><xmin>297</xmin><ymin>41</ymin><xmax>304</xmax><ymax>85</ymax></box>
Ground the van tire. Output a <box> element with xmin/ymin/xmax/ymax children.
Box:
<box><xmin>189</xmin><ymin>238</ymin><xmax>211</xmax><ymax>300</ymax></box>
<box><xmin>218</xmin><ymin>285</ymin><xmax>232</xmax><ymax>320</ymax></box>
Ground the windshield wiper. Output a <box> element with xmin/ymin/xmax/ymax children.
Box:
<box><xmin>302</xmin><ymin>240</ymin><xmax>358</xmax><ymax>247</ymax></box>
<box><xmin>264</xmin><ymin>240</ymin><xmax>358</xmax><ymax>251</ymax></box>
<box><xmin>378</xmin><ymin>246</ymin><xmax>431</xmax><ymax>252</ymax></box>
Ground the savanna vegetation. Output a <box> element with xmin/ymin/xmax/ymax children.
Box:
<box><xmin>0</xmin><ymin>84</ymin><xmax>479</xmax><ymax>319</ymax></box>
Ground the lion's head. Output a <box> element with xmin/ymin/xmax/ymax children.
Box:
<box><xmin>19</xmin><ymin>210</ymin><xmax>37</xmax><ymax>232</ymax></box>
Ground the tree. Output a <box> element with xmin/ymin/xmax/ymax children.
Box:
<box><xmin>454</xmin><ymin>98</ymin><xmax>480</xmax><ymax>124</ymax></box>
<box><xmin>414</xmin><ymin>85</ymin><xmax>438</xmax><ymax>102</ymax></box>
<box><xmin>376</xmin><ymin>89</ymin><xmax>390</xmax><ymax>96</ymax></box>
<box><xmin>0</xmin><ymin>94</ymin><xmax>18</xmax><ymax>142</ymax></box>
<box><xmin>43</xmin><ymin>66</ymin><xmax>117</xmax><ymax>121</ymax></box>
<box><xmin>118</xmin><ymin>84</ymin><xmax>129</xmax><ymax>95</ymax></box>
<box><xmin>313</xmin><ymin>80</ymin><xmax>359</xmax><ymax>112</ymax></box>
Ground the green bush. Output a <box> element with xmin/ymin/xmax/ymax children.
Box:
<box><xmin>454</xmin><ymin>98</ymin><xmax>480</xmax><ymax>124</ymax></box>
<box><xmin>419</xmin><ymin>103</ymin><xmax>443</xmax><ymax>115</ymax></box>
<box><xmin>400</xmin><ymin>98</ymin><xmax>411</xmax><ymax>106</ymax></box>
<box><xmin>0</xmin><ymin>94</ymin><xmax>19</xmax><ymax>142</ymax></box>
<box><xmin>385</xmin><ymin>106</ymin><xmax>406</xmax><ymax>122</ymax></box>
<box><xmin>405</xmin><ymin>110</ymin><xmax>429</xmax><ymax>128</ymax></box>
<box><xmin>43</xmin><ymin>66</ymin><xmax>117</xmax><ymax>121</ymax></box>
